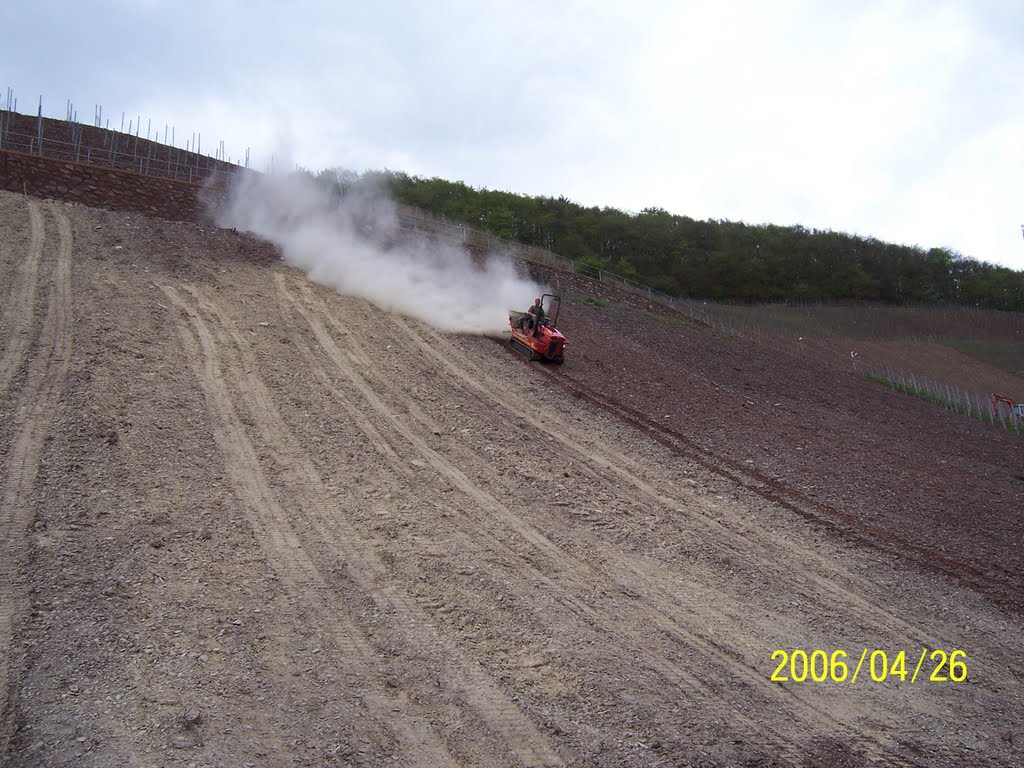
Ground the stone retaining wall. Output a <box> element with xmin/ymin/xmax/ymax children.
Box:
<box><xmin>0</xmin><ymin>148</ymin><xmax>214</xmax><ymax>222</ymax></box>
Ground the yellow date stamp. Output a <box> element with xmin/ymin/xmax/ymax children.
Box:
<box><xmin>771</xmin><ymin>649</ymin><xmax>967</xmax><ymax>684</ymax></box>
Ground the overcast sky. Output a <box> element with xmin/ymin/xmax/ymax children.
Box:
<box><xmin>5</xmin><ymin>0</ymin><xmax>1024</xmax><ymax>271</ymax></box>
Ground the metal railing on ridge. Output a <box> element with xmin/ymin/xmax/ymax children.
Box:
<box><xmin>0</xmin><ymin>114</ymin><xmax>238</xmax><ymax>185</ymax></box>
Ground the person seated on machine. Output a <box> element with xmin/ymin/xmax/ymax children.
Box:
<box><xmin>526</xmin><ymin>298</ymin><xmax>545</xmax><ymax>334</ymax></box>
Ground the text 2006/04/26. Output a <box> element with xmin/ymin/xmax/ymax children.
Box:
<box><xmin>771</xmin><ymin>648</ymin><xmax>967</xmax><ymax>684</ymax></box>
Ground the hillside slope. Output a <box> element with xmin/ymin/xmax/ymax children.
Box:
<box><xmin>1</xmin><ymin>190</ymin><xmax>1022</xmax><ymax>767</ymax></box>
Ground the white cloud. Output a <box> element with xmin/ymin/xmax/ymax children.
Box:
<box><xmin>5</xmin><ymin>0</ymin><xmax>1024</xmax><ymax>269</ymax></box>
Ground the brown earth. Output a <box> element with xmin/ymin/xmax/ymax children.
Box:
<box><xmin>691</xmin><ymin>302</ymin><xmax>1024</xmax><ymax>401</ymax></box>
<box><xmin>849</xmin><ymin>339</ymin><xmax>1024</xmax><ymax>401</ymax></box>
<box><xmin>1</xmin><ymin>190</ymin><xmax>1023</xmax><ymax>768</ymax></box>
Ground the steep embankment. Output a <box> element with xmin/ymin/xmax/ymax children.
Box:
<box><xmin>0</xmin><ymin>191</ymin><xmax>1021</xmax><ymax>767</ymax></box>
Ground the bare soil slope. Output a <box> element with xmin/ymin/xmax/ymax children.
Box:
<box><xmin>1</xmin><ymin>191</ymin><xmax>1022</xmax><ymax>767</ymax></box>
<box><xmin>851</xmin><ymin>339</ymin><xmax>1024</xmax><ymax>398</ymax></box>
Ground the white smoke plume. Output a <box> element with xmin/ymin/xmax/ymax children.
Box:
<box><xmin>214</xmin><ymin>170</ymin><xmax>547</xmax><ymax>335</ymax></box>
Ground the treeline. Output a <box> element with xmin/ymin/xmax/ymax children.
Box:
<box><xmin>331</xmin><ymin>170</ymin><xmax>1024</xmax><ymax>311</ymax></box>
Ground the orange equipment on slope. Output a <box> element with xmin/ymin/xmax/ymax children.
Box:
<box><xmin>508</xmin><ymin>294</ymin><xmax>566</xmax><ymax>364</ymax></box>
<box><xmin>990</xmin><ymin>394</ymin><xmax>1024</xmax><ymax>419</ymax></box>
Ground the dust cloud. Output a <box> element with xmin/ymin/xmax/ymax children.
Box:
<box><xmin>213</xmin><ymin>170</ymin><xmax>547</xmax><ymax>335</ymax></box>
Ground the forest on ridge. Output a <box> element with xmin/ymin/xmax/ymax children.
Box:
<box><xmin>327</xmin><ymin>171</ymin><xmax>1024</xmax><ymax>312</ymax></box>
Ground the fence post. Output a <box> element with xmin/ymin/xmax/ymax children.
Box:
<box><xmin>36</xmin><ymin>95</ymin><xmax>43</xmax><ymax>155</ymax></box>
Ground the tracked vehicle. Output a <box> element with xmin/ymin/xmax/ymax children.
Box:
<box><xmin>508</xmin><ymin>294</ymin><xmax>566</xmax><ymax>363</ymax></box>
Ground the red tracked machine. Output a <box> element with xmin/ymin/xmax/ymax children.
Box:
<box><xmin>508</xmin><ymin>294</ymin><xmax>566</xmax><ymax>364</ymax></box>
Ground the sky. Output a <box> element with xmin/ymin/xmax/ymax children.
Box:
<box><xmin>4</xmin><ymin>0</ymin><xmax>1024</xmax><ymax>271</ymax></box>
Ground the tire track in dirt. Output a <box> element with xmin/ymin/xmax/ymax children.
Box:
<box><xmin>548</xmin><ymin>364</ymin><xmax>1023</xmax><ymax>612</ymax></box>
<box><xmin>404</xmin><ymin>320</ymin><xmax>952</xmax><ymax>649</ymax></box>
<box><xmin>271</xmin><ymin>275</ymin><xmax>566</xmax><ymax>768</ymax></box>
<box><xmin>376</xmin><ymin>322</ymin><xmax>867</xmax><ymax>758</ymax></box>
<box><xmin>399</xmin><ymin>321</ymin><xmax>1024</xmax><ymax>762</ymax></box>
<box><xmin>0</xmin><ymin>199</ymin><xmax>45</xmax><ymax>395</ymax></box>
<box><xmin>287</xmin><ymin>285</ymin><xmax>1022</xmax><ymax>765</ymax></box>
<box><xmin>160</xmin><ymin>284</ymin><xmax>462</xmax><ymax>768</ymax></box>
<box><xmin>373</xmin><ymin>314</ymin><xmax>972</xmax><ymax>762</ymax></box>
<box><xmin>0</xmin><ymin>204</ymin><xmax>72</xmax><ymax>756</ymax></box>
<box><xmin>284</xmin><ymin>282</ymin><xmax>852</xmax><ymax>763</ymax></box>
<box><xmin>477</xmin><ymin>325</ymin><xmax>1005</xmax><ymax>656</ymax></box>
<box><xmin>396</xmin><ymin>323</ymin><xmax>866</xmax><ymax>612</ymax></box>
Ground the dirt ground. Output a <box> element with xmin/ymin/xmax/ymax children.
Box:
<box><xmin>846</xmin><ymin>339</ymin><xmax>1024</xmax><ymax>403</ymax></box>
<box><xmin>1</xmin><ymin>190</ymin><xmax>1022</xmax><ymax>767</ymax></box>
